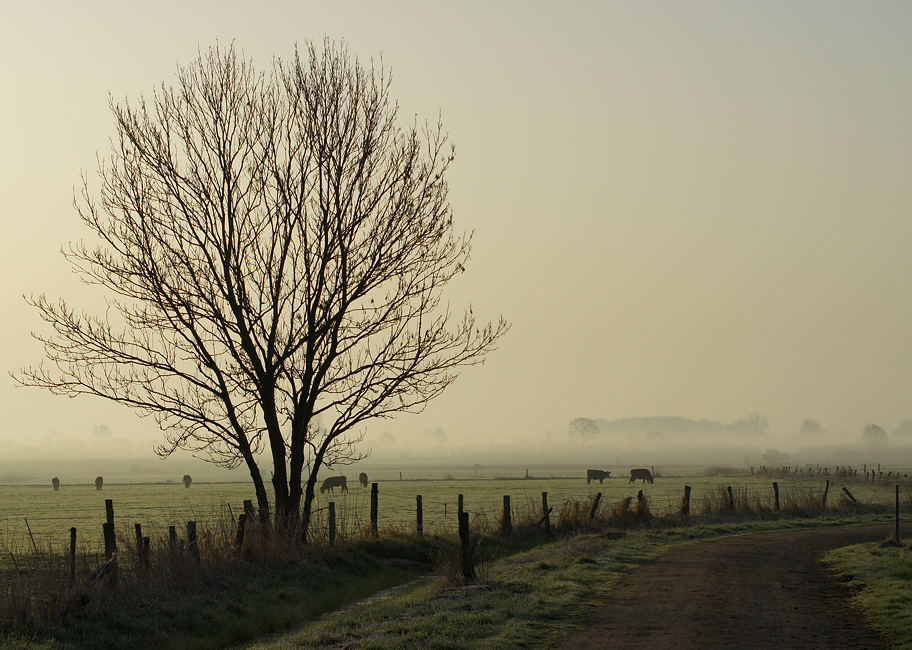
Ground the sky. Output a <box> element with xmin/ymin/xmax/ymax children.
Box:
<box><xmin>1</xmin><ymin>2</ymin><xmax>911</xmax><ymax>468</ymax></box>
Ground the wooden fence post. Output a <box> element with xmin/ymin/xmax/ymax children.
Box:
<box><xmin>369</xmin><ymin>483</ymin><xmax>379</xmax><ymax>537</ymax></box>
<box><xmin>187</xmin><ymin>521</ymin><xmax>199</xmax><ymax>564</ymax></box>
<box><xmin>169</xmin><ymin>526</ymin><xmax>178</xmax><ymax>555</ymax></box>
<box><xmin>822</xmin><ymin>480</ymin><xmax>829</xmax><ymax>508</ymax></box>
<box><xmin>235</xmin><ymin>515</ymin><xmax>246</xmax><ymax>548</ymax></box>
<box><xmin>134</xmin><ymin>523</ymin><xmax>146</xmax><ymax>569</ymax></box>
<box><xmin>502</xmin><ymin>495</ymin><xmax>513</xmax><ymax>534</ymax></box>
<box><xmin>69</xmin><ymin>527</ymin><xmax>77</xmax><ymax>586</ymax></box>
<box><xmin>416</xmin><ymin>496</ymin><xmax>423</xmax><ymax>536</ymax></box>
<box><xmin>102</xmin><ymin>498</ymin><xmax>117</xmax><ymax>560</ymax></box>
<box><xmin>589</xmin><ymin>492</ymin><xmax>602</xmax><ymax>521</ymax></box>
<box><xmin>103</xmin><ymin>522</ymin><xmax>117</xmax><ymax>560</ymax></box>
<box><xmin>100</xmin><ymin>520</ymin><xmax>118</xmax><ymax>586</ymax></box>
<box><xmin>458</xmin><ymin>511</ymin><xmax>475</xmax><ymax>582</ymax></box>
<box><xmin>328</xmin><ymin>502</ymin><xmax>336</xmax><ymax>546</ymax></box>
<box><xmin>773</xmin><ymin>482</ymin><xmax>780</xmax><ymax>511</ymax></box>
<box><xmin>541</xmin><ymin>492</ymin><xmax>552</xmax><ymax>535</ymax></box>
<box><xmin>726</xmin><ymin>485</ymin><xmax>735</xmax><ymax>512</ymax></box>
<box><xmin>243</xmin><ymin>500</ymin><xmax>255</xmax><ymax>522</ymax></box>
<box><xmin>458</xmin><ymin>493</ymin><xmax>464</xmax><ymax>515</ymax></box>
<box><xmin>841</xmin><ymin>487</ymin><xmax>857</xmax><ymax>504</ymax></box>
<box><xmin>681</xmin><ymin>486</ymin><xmax>691</xmax><ymax>516</ymax></box>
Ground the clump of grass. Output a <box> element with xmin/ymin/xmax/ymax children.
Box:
<box><xmin>598</xmin><ymin>494</ymin><xmax>651</xmax><ymax>527</ymax></box>
<box><xmin>699</xmin><ymin>485</ymin><xmax>747</xmax><ymax>516</ymax></box>
<box><xmin>504</xmin><ymin>492</ymin><xmax>653</xmax><ymax>537</ymax></box>
<box><xmin>779</xmin><ymin>483</ymin><xmax>829</xmax><ymax>513</ymax></box>
<box><xmin>508</xmin><ymin>495</ymin><xmax>555</xmax><ymax>536</ymax></box>
<box><xmin>554</xmin><ymin>497</ymin><xmax>595</xmax><ymax>532</ymax></box>
<box><xmin>435</xmin><ymin>540</ymin><xmax>473</xmax><ymax>588</ymax></box>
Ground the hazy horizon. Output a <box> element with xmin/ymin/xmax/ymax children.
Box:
<box><xmin>2</xmin><ymin>412</ymin><xmax>910</xmax><ymax>486</ymax></box>
<box><xmin>2</xmin><ymin>3</ymin><xmax>910</xmax><ymax>472</ymax></box>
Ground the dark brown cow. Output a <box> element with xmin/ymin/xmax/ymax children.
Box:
<box><xmin>182</xmin><ymin>474</ymin><xmax>192</xmax><ymax>488</ymax></box>
<box><xmin>629</xmin><ymin>468</ymin><xmax>654</xmax><ymax>484</ymax></box>
<box><xmin>359</xmin><ymin>472</ymin><xmax>369</xmax><ymax>488</ymax></box>
<box><xmin>586</xmin><ymin>469</ymin><xmax>611</xmax><ymax>484</ymax></box>
<box><xmin>320</xmin><ymin>476</ymin><xmax>349</xmax><ymax>494</ymax></box>
<box><xmin>52</xmin><ymin>477</ymin><xmax>60</xmax><ymax>491</ymax></box>
<box><xmin>95</xmin><ymin>476</ymin><xmax>104</xmax><ymax>490</ymax></box>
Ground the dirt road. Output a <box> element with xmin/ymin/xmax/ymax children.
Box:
<box><xmin>555</xmin><ymin>523</ymin><xmax>908</xmax><ymax>650</ymax></box>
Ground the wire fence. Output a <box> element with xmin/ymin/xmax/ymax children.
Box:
<box><xmin>1</xmin><ymin>467</ymin><xmax>910</xmax><ymax>554</ymax></box>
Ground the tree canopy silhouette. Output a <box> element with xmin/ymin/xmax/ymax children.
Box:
<box><xmin>16</xmin><ymin>40</ymin><xmax>509</xmax><ymax>536</ymax></box>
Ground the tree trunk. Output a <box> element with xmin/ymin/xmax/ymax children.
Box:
<box><xmin>250</xmin><ymin>474</ymin><xmax>269</xmax><ymax>515</ymax></box>
<box><xmin>300</xmin><ymin>472</ymin><xmax>320</xmax><ymax>543</ymax></box>
<box><xmin>240</xmin><ymin>442</ymin><xmax>270</xmax><ymax>516</ymax></box>
<box><xmin>266</xmin><ymin>418</ymin><xmax>289</xmax><ymax>525</ymax></box>
<box><xmin>286</xmin><ymin>410</ymin><xmax>309</xmax><ymax>527</ymax></box>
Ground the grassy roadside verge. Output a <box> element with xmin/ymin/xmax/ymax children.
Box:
<box><xmin>823</xmin><ymin>540</ymin><xmax>912</xmax><ymax>650</ymax></box>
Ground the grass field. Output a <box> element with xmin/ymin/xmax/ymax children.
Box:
<box><xmin>0</xmin><ymin>466</ymin><xmax>906</xmax><ymax>554</ymax></box>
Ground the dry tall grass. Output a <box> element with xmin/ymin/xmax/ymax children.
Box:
<box><xmin>694</xmin><ymin>483</ymin><xmax>830</xmax><ymax>517</ymax></box>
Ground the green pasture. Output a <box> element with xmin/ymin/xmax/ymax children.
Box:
<box><xmin>0</xmin><ymin>467</ymin><xmax>905</xmax><ymax>552</ymax></box>
<box><xmin>303</xmin><ymin>469</ymin><xmax>908</xmax><ymax>539</ymax></box>
<box><xmin>0</xmin><ymin>482</ymin><xmax>257</xmax><ymax>554</ymax></box>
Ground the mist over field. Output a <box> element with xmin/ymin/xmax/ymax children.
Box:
<box><xmin>3</xmin><ymin>413</ymin><xmax>911</xmax><ymax>487</ymax></box>
<box><xmin>364</xmin><ymin>415</ymin><xmax>912</xmax><ymax>471</ymax></box>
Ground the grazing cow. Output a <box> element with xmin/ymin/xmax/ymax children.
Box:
<box><xmin>95</xmin><ymin>476</ymin><xmax>104</xmax><ymax>490</ymax></box>
<box><xmin>586</xmin><ymin>469</ymin><xmax>611</xmax><ymax>484</ymax></box>
<box><xmin>182</xmin><ymin>474</ymin><xmax>192</xmax><ymax>488</ymax></box>
<box><xmin>359</xmin><ymin>472</ymin><xmax>369</xmax><ymax>488</ymax></box>
<box><xmin>320</xmin><ymin>476</ymin><xmax>349</xmax><ymax>494</ymax></box>
<box><xmin>629</xmin><ymin>468</ymin><xmax>654</xmax><ymax>484</ymax></box>
<box><xmin>52</xmin><ymin>477</ymin><xmax>60</xmax><ymax>491</ymax></box>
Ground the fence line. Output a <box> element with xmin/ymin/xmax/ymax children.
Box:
<box><xmin>2</xmin><ymin>472</ymin><xmax>909</xmax><ymax>556</ymax></box>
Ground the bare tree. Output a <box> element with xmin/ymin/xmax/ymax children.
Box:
<box><xmin>14</xmin><ymin>40</ymin><xmax>509</xmax><ymax>537</ymax></box>
<box><xmin>736</xmin><ymin>411</ymin><xmax>769</xmax><ymax>435</ymax></box>
<box><xmin>425</xmin><ymin>427</ymin><xmax>449</xmax><ymax>445</ymax></box>
<box><xmin>568</xmin><ymin>417</ymin><xmax>599</xmax><ymax>443</ymax></box>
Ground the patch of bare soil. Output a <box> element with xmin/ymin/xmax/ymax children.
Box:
<box><xmin>555</xmin><ymin>523</ymin><xmax>911</xmax><ymax>650</ymax></box>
